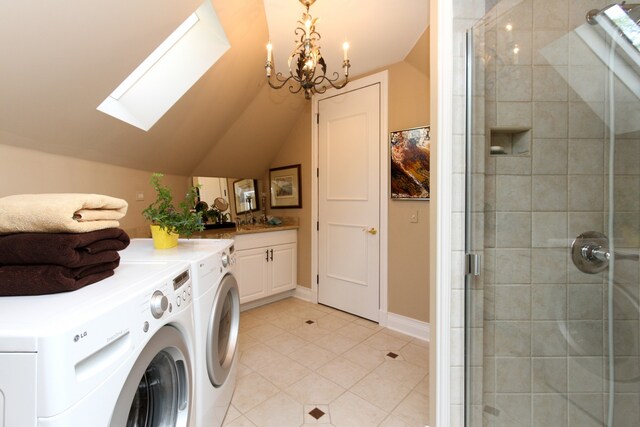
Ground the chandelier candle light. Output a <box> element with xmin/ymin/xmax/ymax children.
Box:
<box><xmin>265</xmin><ymin>0</ymin><xmax>351</xmax><ymax>99</ymax></box>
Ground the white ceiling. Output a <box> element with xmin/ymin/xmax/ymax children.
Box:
<box><xmin>264</xmin><ymin>0</ymin><xmax>429</xmax><ymax>80</ymax></box>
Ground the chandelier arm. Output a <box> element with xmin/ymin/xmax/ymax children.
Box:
<box><xmin>312</xmin><ymin>84</ymin><xmax>328</xmax><ymax>95</ymax></box>
<box><xmin>294</xmin><ymin>27</ymin><xmax>307</xmax><ymax>41</ymax></box>
<box><xmin>267</xmin><ymin>72</ymin><xmax>308</xmax><ymax>96</ymax></box>
<box><xmin>311</xmin><ymin>71</ymin><xmax>339</xmax><ymax>85</ymax></box>
<box><xmin>267</xmin><ymin>72</ymin><xmax>298</xmax><ymax>90</ymax></box>
<box><xmin>288</xmin><ymin>84</ymin><xmax>304</xmax><ymax>95</ymax></box>
<box><xmin>308</xmin><ymin>71</ymin><xmax>347</xmax><ymax>95</ymax></box>
<box><xmin>329</xmin><ymin>77</ymin><xmax>350</xmax><ymax>90</ymax></box>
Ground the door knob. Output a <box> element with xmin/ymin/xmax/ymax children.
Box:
<box><xmin>365</xmin><ymin>227</ymin><xmax>377</xmax><ymax>235</ymax></box>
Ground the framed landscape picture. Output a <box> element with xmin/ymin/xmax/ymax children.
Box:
<box><xmin>390</xmin><ymin>126</ymin><xmax>430</xmax><ymax>200</ymax></box>
<box><xmin>269</xmin><ymin>164</ymin><xmax>301</xmax><ymax>208</ymax></box>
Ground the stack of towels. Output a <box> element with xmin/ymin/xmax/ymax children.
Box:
<box><xmin>0</xmin><ymin>194</ymin><xmax>130</xmax><ymax>296</ymax></box>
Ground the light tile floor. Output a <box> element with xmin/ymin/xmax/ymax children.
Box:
<box><xmin>222</xmin><ymin>297</ymin><xmax>429</xmax><ymax>427</ymax></box>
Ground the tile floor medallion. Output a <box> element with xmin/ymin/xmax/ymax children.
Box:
<box><xmin>222</xmin><ymin>298</ymin><xmax>429</xmax><ymax>427</ymax></box>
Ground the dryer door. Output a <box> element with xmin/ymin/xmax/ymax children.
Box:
<box><xmin>206</xmin><ymin>273</ymin><xmax>240</xmax><ymax>387</ymax></box>
<box><xmin>110</xmin><ymin>326</ymin><xmax>191</xmax><ymax>427</ymax></box>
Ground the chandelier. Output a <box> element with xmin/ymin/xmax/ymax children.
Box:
<box><xmin>265</xmin><ymin>0</ymin><xmax>351</xmax><ymax>99</ymax></box>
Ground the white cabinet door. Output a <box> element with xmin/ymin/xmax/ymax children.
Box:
<box><xmin>234</xmin><ymin>230</ymin><xmax>298</xmax><ymax>305</ymax></box>
<box><xmin>235</xmin><ymin>247</ymin><xmax>269</xmax><ymax>304</ymax></box>
<box><xmin>270</xmin><ymin>243</ymin><xmax>296</xmax><ymax>294</ymax></box>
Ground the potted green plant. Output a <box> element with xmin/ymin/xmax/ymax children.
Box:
<box><xmin>142</xmin><ymin>173</ymin><xmax>204</xmax><ymax>248</ymax></box>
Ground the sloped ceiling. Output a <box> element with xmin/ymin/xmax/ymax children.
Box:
<box><xmin>264</xmin><ymin>0</ymin><xmax>429</xmax><ymax>79</ymax></box>
<box><xmin>0</xmin><ymin>1</ymin><xmax>428</xmax><ymax>178</ymax></box>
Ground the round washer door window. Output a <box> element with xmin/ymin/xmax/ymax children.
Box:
<box><xmin>206</xmin><ymin>273</ymin><xmax>240</xmax><ymax>387</ymax></box>
<box><xmin>110</xmin><ymin>327</ymin><xmax>191</xmax><ymax>427</ymax></box>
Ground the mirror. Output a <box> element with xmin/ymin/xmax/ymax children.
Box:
<box><xmin>193</xmin><ymin>177</ymin><xmax>263</xmax><ymax>225</ymax></box>
<box><xmin>192</xmin><ymin>176</ymin><xmax>234</xmax><ymax>227</ymax></box>
<box><xmin>233</xmin><ymin>178</ymin><xmax>260</xmax><ymax>214</ymax></box>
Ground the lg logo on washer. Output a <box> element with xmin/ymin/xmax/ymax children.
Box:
<box><xmin>73</xmin><ymin>331</ymin><xmax>87</xmax><ymax>342</ymax></box>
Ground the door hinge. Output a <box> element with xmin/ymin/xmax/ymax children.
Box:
<box><xmin>316</xmin><ymin>113</ymin><xmax>319</xmax><ymax>124</ymax></box>
<box><xmin>317</xmin><ymin>221</ymin><xmax>319</xmax><ymax>231</ymax></box>
<box><xmin>316</xmin><ymin>274</ymin><xmax>319</xmax><ymax>285</ymax></box>
<box><xmin>317</xmin><ymin>168</ymin><xmax>319</xmax><ymax>177</ymax></box>
<box><xmin>465</xmin><ymin>253</ymin><xmax>481</xmax><ymax>276</ymax></box>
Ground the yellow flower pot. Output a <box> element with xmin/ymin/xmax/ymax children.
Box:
<box><xmin>150</xmin><ymin>225</ymin><xmax>179</xmax><ymax>249</ymax></box>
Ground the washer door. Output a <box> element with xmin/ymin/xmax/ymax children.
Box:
<box><xmin>206</xmin><ymin>273</ymin><xmax>240</xmax><ymax>387</ymax></box>
<box><xmin>110</xmin><ymin>326</ymin><xmax>191</xmax><ymax>427</ymax></box>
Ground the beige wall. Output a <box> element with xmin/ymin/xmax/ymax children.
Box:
<box><xmin>266</xmin><ymin>103</ymin><xmax>313</xmax><ymax>288</ymax></box>
<box><xmin>387</xmin><ymin>60</ymin><xmax>430</xmax><ymax>322</ymax></box>
<box><xmin>0</xmin><ymin>143</ymin><xmax>190</xmax><ymax>237</ymax></box>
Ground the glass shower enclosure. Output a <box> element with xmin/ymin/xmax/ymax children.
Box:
<box><xmin>465</xmin><ymin>1</ymin><xmax>640</xmax><ymax>426</ymax></box>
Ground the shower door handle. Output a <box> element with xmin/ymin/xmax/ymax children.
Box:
<box><xmin>465</xmin><ymin>253</ymin><xmax>481</xmax><ymax>276</ymax></box>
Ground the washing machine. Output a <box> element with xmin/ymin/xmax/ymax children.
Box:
<box><xmin>0</xmin><ymin>260</ymin><xmax>195</xmax><ymax>427</ymax></box>
<box><xmin>120</xmin><ymin>238</ymin><xmax>240</xmax><ymax>427</ymax></box>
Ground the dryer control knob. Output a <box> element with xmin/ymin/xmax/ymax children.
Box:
<box><xmin>151</xmin><ymin>290</ymin><xmax>169</xmax><ymax>319</ymax></box>
<box><xmin>221</xmin><ymin>252</ymin><xmax>230</xmax><ymax>268</ymax></box>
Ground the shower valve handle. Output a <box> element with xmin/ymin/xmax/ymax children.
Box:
<box><xmin>572</xmin><ymin>231</ymin><xmax>639</xmax><ymax>274</ymax></box>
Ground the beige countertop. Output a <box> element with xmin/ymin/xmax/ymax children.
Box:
<box><xmin>192</xmin><ymin>224</ymin><xmax>298</xmax><ymax>239</ymax></box>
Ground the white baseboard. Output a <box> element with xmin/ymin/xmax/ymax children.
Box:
<box><xmin>239</xmin><ymin>290</ymin><xmax>295</xmax><ymax>312</ymax></box>
<box><xmin>293</xmin><ymin>285</ymin><xmax>312</xmax><ymax>302</ymax></box>
<box><xmin>386</xmin><ymin>312</ymin><xmax>430</xmax><ymax>341</ymax></box>
<box><xmin>378</xmin><ymin>310</ymin><xmax>388</xmax><ymax>327</ymax></box>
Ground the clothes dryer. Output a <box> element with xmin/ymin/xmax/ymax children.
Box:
<box><xmin>0</xmin><ymin>260</ymin><xmax>195</xmax><ymax>427</ymax></box>
<box><xmin>120</xmin><ymin>239</ymin><xmax>240</xmax><ymax>427</ymax></box>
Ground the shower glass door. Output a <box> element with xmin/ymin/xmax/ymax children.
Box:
<box><xmin>465</xmin><ymin>1</ymin><xmax>640</xmax><ymax>426</ymax></box>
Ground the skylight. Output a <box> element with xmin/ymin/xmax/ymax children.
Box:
<box><xmin>97</xmin><ymin>1</ymin><xmax>229</xmax><ymax>131</ymax></box>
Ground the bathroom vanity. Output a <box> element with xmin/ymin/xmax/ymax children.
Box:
<box><xmin>234</xmin><ymin>228</ymin><xmax>297</xmax><ymax>305</ymax></box>
<box><xmin>194</xmin><ymin>225</ymin><xmax>298</xmax><ymax>307</ymax></box>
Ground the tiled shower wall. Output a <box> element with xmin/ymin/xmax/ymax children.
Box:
<box><xmin>450</xmin><ymin>0</ymin><xmax>640</xmax><ymax>426</ymax></box>
<box><xmin>480</xmin><ymin>0</ymin><xmax>640</xmax><ymax>426</ymax></box>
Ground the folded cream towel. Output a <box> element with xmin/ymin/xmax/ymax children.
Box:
<box><xmin>0</xmin><ymin>193</ymin><xmax>128</xmax><ymax>234</ymax></box>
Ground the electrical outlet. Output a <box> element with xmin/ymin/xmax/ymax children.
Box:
<box><xmin>410</xmin><ymin>211</ymin><xmax>418</xmax><ymax>223</ymax></box>
<box><xmin>136</xmin><ymin>191</ymin><xmax>144</xmax><ymax>201</ymax></box>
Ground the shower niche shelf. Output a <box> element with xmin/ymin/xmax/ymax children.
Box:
<box><xmin>489</xmin><ymin>127</ymin><xmax>531</xmax><ymax>156</ymax></box>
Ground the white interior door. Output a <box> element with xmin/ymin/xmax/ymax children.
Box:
<box><xmin>318</xmin><ymin>84</ymin><xmax>380</xmax><ymax>321</ymax></box>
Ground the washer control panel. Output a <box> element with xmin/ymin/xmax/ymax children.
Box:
<box><xmin>221</xmin><ymin>245</ymin><xmax>236</xmax><ymax>270</ymax></box>
<box><xmin>172</xmin><ymin>269</ymin><xmax>192</xmax><ymax>308</ymax></box>
<box><xmin>141</xmin><ymin>267</ymin><xmax>192</xmax><ymax>331</ymax></box>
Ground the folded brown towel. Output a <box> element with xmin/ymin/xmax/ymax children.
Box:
<box><xmin>0</xmin><ymin>260</ymin><xmax>119</xmax><ymax>296</ymax></box>
<box><xmin>0</xmin><ymin>228</ymin><xmax>130</xmax><ymax>268</ymax></box>
<box><xmin>0</xmin><ymin>193</ymin><xmax>128</xmax><ymax>234</ymax></box>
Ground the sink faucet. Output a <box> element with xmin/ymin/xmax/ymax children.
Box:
<box><xmin>245</xmin><ymin>195</ymin><xmax>254</xmax><ymax>224</ymax></box>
